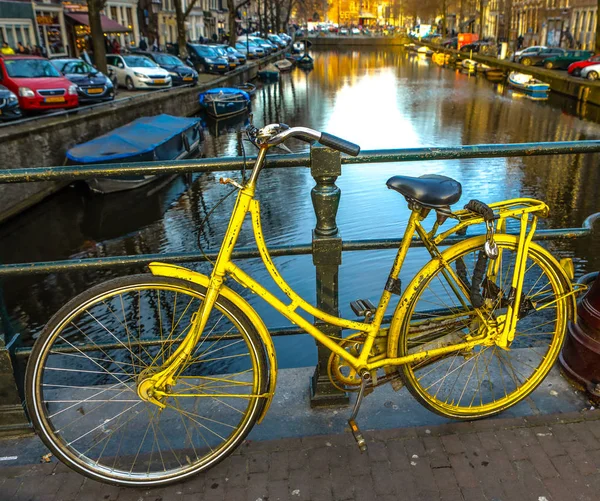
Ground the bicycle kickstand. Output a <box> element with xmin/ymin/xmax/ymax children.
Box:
<box><xmin>348</xmin><ymin>370</ymin><xmax>371</xmax><ymax>453</ymax></box>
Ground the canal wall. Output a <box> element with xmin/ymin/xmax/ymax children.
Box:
<box><xmin>427</xmin><ymin>44</ymin><xmax>600</xmax><ymax>106</ymax></box>
<box><xmin>0</xmin><ymin>53</ymin><xmax>280</xmax><ymax>224</ymax></box>
<box><xmin>306</xmin><ymin>35</ymin><xmax>411</xmax><ymax>47</ymax></box>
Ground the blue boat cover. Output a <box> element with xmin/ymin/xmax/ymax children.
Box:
<box><xmin>199</xmin><ymin>87</ymin><xmax>250</xmax><ymax>105</ymax></box>
<box><xmin>66</xmin><ymin>114</ymin><xmax>201</xmax><ymax>163</ymax></box>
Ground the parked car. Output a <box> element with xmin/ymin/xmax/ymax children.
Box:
<box><xmin>0</xmin><ymin>84</ymin><xmax>22</xmax><ymax>120</ymax></box>
<box><xmin>339</xmin><ymin>27</ymin><xmax>348</xmax><ymax>35</ymax></box>
<box><xmin>187</xmin><ymin>44</ymin><xmax>229</xmax><ymax>73</ymax></box>
<box><xmin>518</xmin><ymin>47</ymin><xmax>565</xmax><ymax>66</ymax></box>
<box><xmin>208</xmin><ymin>45</ymin><xmax>239</xmax><ymax>70</ymax></box>
<box><xmin>442</xmin><ymin>37</ymin><xmax>458</xmax><ymax>49</ymax></box>
<box><xmin>50</xmin><ymin>58</ymin><xmax>115</xmax><ymax>103</ymax></box>
<box><xmin>242</xmin><ymin>36</ymin><xmax>274</xmax><ymax>55</ymax></box>
<box><xmin>132</xmin><ymin>51</ymin><xmax>198</xmax><ymax>86</ymax></box>
<box><xmin>267</xmin><ymin>34</ymin><xmax>286</xmax><ymax>49</ymax></box>
<box><xmin>459</xmin><ymin>41</ymin><xmax>495</xmax><ymax>54</ymax></box>
<box><xmin>279</xmin><ymin>33</ymin><xmax>292</xmax><ymax>43</ymax></box>
<box><xmin>106</xmin><ymin>54</ymin><xmax>171</xmax><ymax>90</ymax></box>
<box><xmin>351</xmin><ymin>28</ymin><xmax>360</xmax><ymax>35</ymax></box>
<box><xmin>218</xmin><ymin>45</ymin><xmax>246</xmax><ymax>65</ymax></box>
<box><xmin>543</xmin><ymin>49</ymin><xmax>594</xmax><ymax>70</ymax></box>
<box><xmin>581</xmin><ymin>63</ymin><xmax>600</xmax><ymax>80</ymax></box>
<box><xmin>235</xmin><ymin>41</ymin><xmax>264</xmax><ymax>59</ymax></box>
<box><xmin>568</xmin><ymin>54</ymin><xmax>600</xmax><ymax>76</ymax></box>
<box><xmin>0</xmin><ymin>55</ymin><xmax>78</xmax><ymax>111</ymax></box>
<box><xmin>512</xmin><ymin>45</ymin><xmax>547</xmax><ymax>62</ymax></box>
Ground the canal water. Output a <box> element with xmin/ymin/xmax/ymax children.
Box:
<box><xmin>2</xmin><ymin>47</ymin><xmax>600</xmax><ymax>369</ymax></box>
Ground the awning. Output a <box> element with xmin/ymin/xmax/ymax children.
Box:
<box><xmin>65</xmin><ymin>12</ymin><xmax>131</xmax><ymax>33</ymax></box>
<box><xmin>359</xmin><ymin>12</ymin><xmax>377</xmax><ymax>19</ymax></box>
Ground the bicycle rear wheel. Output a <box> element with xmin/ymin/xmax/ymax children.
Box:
<box><xmin>393</xmin><ymin>235</ymin><xmax>570</xmax><ymax>419</ymax></box>
<box><xmin>26</xmin><ymin>275</ymin><xmax>268</xmax><ymax>487</ymax></box>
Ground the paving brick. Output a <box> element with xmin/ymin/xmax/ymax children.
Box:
<box><xmin>268</xmin><ymin>450</ymin><xmax>289</xmax><ymax>481</ymax></box>
<box><xmin>389</xmin><ymin>468</ymin><xmax>419</xmax><ymax>498</ymax></box>
<box><xmin>366</xmin><ymin>441</ymin><xmax>388</xmax><ymax>463</ymax></box>
<box><xmin>441</xmin><ymin>434</ymin><xmax>465</xmax><ymax>456</ymax></box>
<box><xmin>307</xmin><ymin>447</ymin><xmax>330</xmax><ymax>479</ymax></box>
<box><xmin>513</xmin><ymin>459</ymin><xmax>551</xmax><ymax>500</ymax></box>
<box><xmin>387</xmin><ymin>440</ymin><xmax>410</xmax><ymax>471</ymax></box>
<box><xmin>330</xmin><ymin>467</ymin><xmax>354</xmax><ymax>500</ymax></box>
<box><xmin>288</xmin><ymin>469</ymin><xmax>311</xmax><ymax>501</ymax></box>
<box><xmin>51</xmin><ymin>473</ymin><xmax>85</xmax><ymax>501</ymax></box>
<box><xmin>431</xmin><ymin>466</ymin><xmax>459</xmax><ymax>491</ymax></box>
<box><xmin>370</xmin><ymin>463</ymin><xmax>395</xmax><ymax>495</ymax></box>
<box><xmin>244</xmin><ymin>472</ymin><xmax>268</xmax><ymax>501</ymax></box>
<box><xmin>288</xmin><ymin>449</ymin><xmax>309</xmax><ymax>470</ymax></box>
<box><xmin>422</xmin><ymin>436</ymin><xmax>451</xmax><ymax>469</ymax></box>
<box><xmin>459</xmin><ymin>486</ymin><xmax>487</xmax><ymax>501</ymax></box>
<box><xmin>247</xmin><ymin>451</ymin><xmax>269</xmax><ymax>474</ymax></box>
<box><xmin>584</xmin><ymin>418</ymin><xmax>600</xmax><ymax>440</ymax></box>
<box><xmin>225</xmin><ymin>454</ymin><xmax>248</xmax><ymax>487</ymax></box>
<box><xmin>267</xmin><ymin>479</ymin><xmax>289</xmax><ymax>501</ymax></box>
<box><xmin>439</xmin><ymin>489</ymin><xmax>464</xmax><ymax>501</ymax></box>
<box><xmin>476</xmin><ymin>430</ymin><xmax>502</xmax><ymax>451</ymax></box>
<box><xmin>403</xmin><ymin>437</ymin><xmax>426</xmax><ymax>458</ymax></box>
<box><xmin>567</xmin><ymin>422</ymin><xmax>600</xmax><ymax>450</ymax></box>
<box><xmin>534</xmin><ymin>429</ymin><xmax>567</xmax><ymax>458</ymax></box>
<box><xmin>351</xmin><ymin>474</ymin><xmax>376</xmax><ymax>501</ymax></box>
<box><xmin>525</xmin><ymin>444</ymin><xmax>560</xmax><ymax>478</ymax></box>
<box><xmin>496</xmin><ymin>429</ymin><xmax>528</xmax><ymax>461</ymax></box>
<box><xmin>347</xmin><ymin>445</ymin><xmax>372</xmax><ymax>476</ymax></box>
<box><xmin>448</xmin><ymin>454</ymin><xmax>478</xmax><ymax>489</ymax></box>
<box><xmin>307</xmin><ymin>476</ymin><xmax>333</xmax><ymax>501</ymax></box>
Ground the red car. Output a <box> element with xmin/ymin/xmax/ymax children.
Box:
<box><xmin>568</xmin><ymin>54</ymin><xmax>600</xmax><ymax>76</ymax></box>
<box><xmin>0</xmin><ymin>55</ymin><xmax>78</xmax><ymax>112</ymax></box>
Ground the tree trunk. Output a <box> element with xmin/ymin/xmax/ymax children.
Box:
<box><xmin>283</xmin><ymin>0</ymin><xmax>295</xmax><ymax>31</ymax></box>
<box><xmin>275</xmin><ymin>0</ymin><xmax>281</xmax><ymax>33</ymax></box>
<box><xmin>479</xmin><ymin>0</ymin><xmax>484</xmax><ymax>39</ymax></box>
<box><xmin>263</xmin><ymin>0</ymin><xmax>268</xmax><ymax>36</ymax></box>
<box><xmin>596</xmin><ymin>0</ymin><xmax>600</xmax><ymax>52</ymax></box>
<box><xmin>441</xmin><ymin>0</ymin><xmax>446</xmax><ymax>35</ymax></box>
<box><xmin>227</xmin><ymin>0</ymin><xmax>237</xmax><ymax>46</ymax></box>
<box><xmin>174</xmin><ymin>0</ymin><xmax>188</xmax><ymax>59</ymax></box>
<box><xmin>88</xmin><ymin>0</ymin><xmax>107</xmax><ymax>74</ymax></box>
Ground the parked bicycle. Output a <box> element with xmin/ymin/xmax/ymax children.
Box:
<box><xmin>26</xmin><ymin>122</ymin><xmax>579</xmax><ymax>486</ymax></box>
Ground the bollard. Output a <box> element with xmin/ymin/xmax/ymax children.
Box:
<box><xmin>0</xmin><ymin>282</ymin><xmax>31</xmax><ymax>436</ymax></box>
<box><xmin>309</xmin><ymin>145</ymin><xmax>349</xmax><ymax>407</ymax></box>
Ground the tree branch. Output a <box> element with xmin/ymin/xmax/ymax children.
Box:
<box><xmin>184</xmin><ymin>0</ymin><xmax>201</xmax><ymax>19</ymax></box>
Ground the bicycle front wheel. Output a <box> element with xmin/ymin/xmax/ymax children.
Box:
<box><xmin>393</xmin><ymin>235</ymin><xmax>570</xmax><ymax>419</ymax></box>
<box><xmin>26</xmin><ymin>275</ymin><xmax>268</xmax><ymax>487</ymax></box>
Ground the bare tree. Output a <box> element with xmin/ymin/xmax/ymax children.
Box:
<box><xmin>174</xmin><ymin>0</ymin><xmax>200</xmax><ymax>59</ymax></box>
<box><xmin>227</xmin><ymin>0</ymin><xmax>252</xmax><ymax>46</ymax></box>
<box><xmin>87</xmin><ymin>0</ymin><xmax>107</xmax><ymax>73</ymax></box>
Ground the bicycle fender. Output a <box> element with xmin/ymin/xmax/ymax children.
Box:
<box><xmin>148</xmin><ymin>262</ymin><xmax>277</xmax><ymax>424</ymax></box>
<box><xmin>386</xmin><ymin>234</ymin><xmax>576</xmax><ymax>358</ymax></box>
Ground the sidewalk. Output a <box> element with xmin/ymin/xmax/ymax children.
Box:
<box><xmin>2</xmin><ymin>408</ymin><xmax>600</xmax><ymax>501</ymax></box>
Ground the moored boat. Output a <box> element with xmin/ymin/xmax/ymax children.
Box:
<box><xmin>296</xmin><ymin>54</ymin><xmax>314</xmax><ymax>69</ymax></box>
<box><xmin>198</xmin><ymin>87</ymin><xmax>251</xmax><ymax>118</ymax></box>
<box><xmin>485</xmin><ymin>68</ymin><xmax>505</xmax><ymax>81</ymax></box>
<box><xmin>417</xmin><ymin>46</ymin><xmax>433</xmax><ymax>56</ymax></box>
<box><xmin>66</xmin><ymin>114</ymin><xmax>203</xmax><ymax>194</ymax></box>
<box><xmin>258</xmin><ymin>63</ymin><xmax>280</xmax><ymax>82</ymax></box>
<box><xmin>477</xmin><ymin>63</ymin><xmax>491</xmax><ymax>72</ymax></box>
<box><xmin>274</xmin><ymin>59</ymin><xmax>293</xmax><ymax>72</ymax></box>
<box><xmin>234</xmin><ymin>82</ymin><xmax>257</xmax><ymax>96</ymax></box>
<box><xmin>508</xmin><ymin>71</ymin><xmax>550</xmax><ymax>95</ymax></box>
<box><xmin>461</xmin><ymin>58</ymin><xmax>478</xmax><ymax>70</ymax></box>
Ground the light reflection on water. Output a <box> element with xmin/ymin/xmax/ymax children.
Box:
<box><xmin>2</xmin><ymin>47</ymin><xmax>600</xmax><ymax>369</ymax></box>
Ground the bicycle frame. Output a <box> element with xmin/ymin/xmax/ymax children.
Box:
<box><xmin>147</xmin><ymin>146</ymin><xmax>547</xmax><ymax>391</ymax></box>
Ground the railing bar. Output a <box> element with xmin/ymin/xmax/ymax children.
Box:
<box><xmin>2</xmin><ymin>141</ymin><xmax>600</xmax><ymax>184</ymax></box>
<box><xmin>0</xmin><ymin>227</ymin><xmax>591</xmax><ymax>277</ymax></box>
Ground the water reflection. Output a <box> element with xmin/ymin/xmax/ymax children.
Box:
<box><xmin>2</xmin><ymin>47</ymin><xmax>600</xmax><ymax>369</ymax></box>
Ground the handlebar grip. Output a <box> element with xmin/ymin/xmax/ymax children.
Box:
<box><xmin>319</xmin><ymin>132</ymin><xmax>361</xmax><ymax>157</ymax></box>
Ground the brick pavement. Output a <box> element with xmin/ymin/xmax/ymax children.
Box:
<box><xmin>2</xmin><ymin>409</ymin><xmax>600</xmax><ymax>501</ymax></box>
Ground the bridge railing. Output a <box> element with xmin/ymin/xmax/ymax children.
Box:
<box><xmin>1</xmin><ymin>140</ymin><xmax>600</xmax><ymax>436</ymax></box>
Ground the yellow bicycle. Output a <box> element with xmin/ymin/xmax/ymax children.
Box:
<box><xmin>26</xmin><ymin>123</ymin><xmax>577</xmax><ymax>486</ymax></box>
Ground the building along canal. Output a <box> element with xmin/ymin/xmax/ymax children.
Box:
<box><xmin>2</xmin><ymin>47</ymin><xmax>600</xmax><ymax>371</ymax></box>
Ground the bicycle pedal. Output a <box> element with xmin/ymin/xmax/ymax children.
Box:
<box><xmin>348</xmin><ymin>418</ymin><xmax>368</xmax><ymax>453</ymax></box>
<box><xmin>350</xmin><ymin>299</ymin><xmax>377</xmax><ymax>318</ymax></box>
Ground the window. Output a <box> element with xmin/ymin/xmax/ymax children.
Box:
<box><xmin>589</xmin><ymin>11</ymin><xmax>594</xmax><ymax>31</ymax></box>
<box><xmin>4</xmin><ymin>58</ymin><xmax>61</xmax><ymax>78</ymax></box>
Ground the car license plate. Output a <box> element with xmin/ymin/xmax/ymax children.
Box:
<box><xmin>45</xmin><ymin>96</ymin><xmax>65</xmax><ymax>103</ymax></box>
<box><xmin>183</xmin><ymin>76</ymin><xmax>193</xmax><ymax>81</ymax></box>
<box><xmin>87</xmin><ymin>88</ymin><xmax>103</xmax><ymax>94</ymax></box>
<box><xmin>218</xmin><ymin>65</ymin><xmax>226</xmax><ymax>69</ymax></box>
<box><xmin>154</xmin><ymin>79</ymin><xmax>166</xmax><ymax>84</ymax></box>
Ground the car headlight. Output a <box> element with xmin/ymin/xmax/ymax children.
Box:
<box><xmin>168</xmin><ymin>71</ymin><xmax>179</xmax><ymax>77</ymax></box>
<box><xmin>68</xmin><ymin>85</ymin><xmax>78</xmax><ymax>96</ymax></box>
<box><xmin>105</xmin><ymin>79</ymin><xmax>113</xmax><ymax>88</ymax></box>
<box><xmin>18</xmin><ymin>87</ymin><xmax>35</xmax><ymax>98</ymax></box>
<box><xmin>134</xmin><ymin>72</ymin><xmax>146</xmax><ymax>78</ymax></box>
<box><xmin>7</xmin><ymin>92</ymin><xmax>18</xmax><ymax>103</ymax></box>
<box><xmin>205</xmin><ymin>58</ymin><xmax>216</xmax><ymax>64</ymax></box>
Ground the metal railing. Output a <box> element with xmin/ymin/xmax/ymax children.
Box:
<box><xmin>1</xmin><ymin>140</ymin><xmax>599</xmax><ymax>435</ymax></box>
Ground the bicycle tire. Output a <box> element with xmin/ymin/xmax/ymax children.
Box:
<box><xmin>390</xmin><ymin>235</ymin><xmax>570</xmax><ymax>419</ymax></box>
<box><xmin>26</xmin><ymin>274</ymin><xmax>269</xmax><ymax>487</ymax></box>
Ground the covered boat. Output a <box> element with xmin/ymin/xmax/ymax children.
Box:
<box><xmin>274</xmin><ymin>59</ymin><xmax>293</xmax><ymax>72</ymax></box>
<box><xmin>198</xmin><ymin>87</ymin><xmax>251</xmax><ymax>118</ymax></box>
<box><xmin>417</xmin><ymin>46</ymin><xmax>433</xmax><ymax>56</ymax></box>
<box><xmin>296</xmin><ymin>54</ymin><xmax>314</xmax><ymax>69</ymax></box>
<box><xmin>258</xmin><ymin>63</ymin><xmax>280</xmax><ymax>82</ymax></box>
<box><xmin>66</xmin><ymin>114</ymin><xmax>203</xmax><ymax>194</ymax></box>
<box><xmin>508</xmin><ymin>71</ymin><xmax>550</xmax><ymax>95</ymax></box>
<box><xmin>461</xmin><ymin>59</ymin><xmax>478</xmax><ymax>70</ymax></box>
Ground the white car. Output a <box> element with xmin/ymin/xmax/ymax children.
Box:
<box><xmin>106</xmin><ymin>54</ymin><xmax>171</xmax><ymax>90</ymax></box>
<box><xmin>340</xmin><ymin>28</ymin><xmax>348</xmax><ymax>35</ymax></box>
<box><xmin>581</xmin><ymin>63</ymin><xmax>600</xmax><ymax>80</ymax></box>
<box><xmin>351</xmin><ymin>28</ymin><xmax>360</xmax><ymax>35</ymax></box>
<box><xmin>512</xmin><ymin>45</ymin><xmax>546</xmax><ymax>62</ymax></box>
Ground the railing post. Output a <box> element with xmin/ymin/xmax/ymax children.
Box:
<box><xmin>0</xmin><ymin>282</ymin><xmax>31</xmax><ymax>436</ymax></box>
<box><xmin>309</xmin><ymin>145</ymin><xmax>349</xmax><ymax>407</ymax></box>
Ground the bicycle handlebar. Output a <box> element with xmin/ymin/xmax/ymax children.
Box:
<box><xmin>264</xmin><ymin>126</ymin><xmax>361</xmax><ymax>157</ymax></box>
